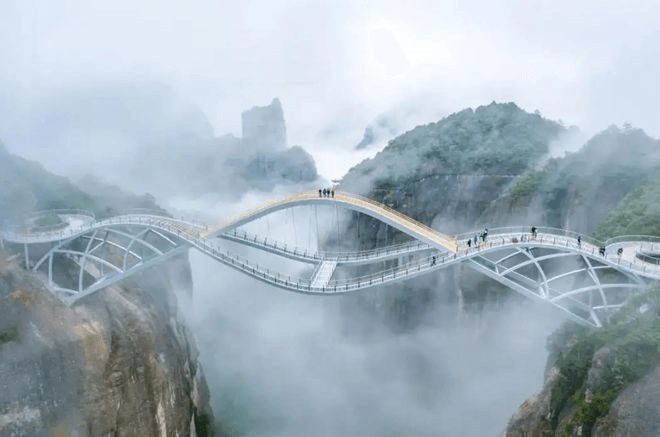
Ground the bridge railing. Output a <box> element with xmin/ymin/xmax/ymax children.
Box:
<box><xmin>6</xmin><ymin>209</ymin><xmax>96</xmax><ymax>233</ymax></box>
<box><xmin>115</xmin><ymin>208</ymin><xmax>171</xmax><ymax>217</ymax></box>
<box><xmin>204</xmin><ymin>192</ymin><xmax>318</xmax><ymax>236</ymax></box>
<box><xmin>31</xmin><ymin>208</ymin><xmax>95</xmax><ymax>219</ymax></box>
<box><xmin>339</xmin><ymin>192</ymin><xmax>454</xmax><ymax>243</ymax></box>
<box><xmin>222</xmin><ymin>228</ymin><xmax>432</xmax><ymax>261</ymax></box>
<box><xmin>453</xmin><ymin>226</ymin><xmax>603</xmax><ymax>248</ymax></box>
<box><xmin>604</xmin><ymin>235</ymin><xmax>660</xmax><ymax>245</ymax></box>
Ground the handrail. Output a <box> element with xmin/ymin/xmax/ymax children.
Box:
<box><xmin>27</xmin><ymin>209</ymin><xmax>96</xmax><ymax>220</ymax></box>
<box><xmin>222</xmin><ymin>228</ymin><xmax>432</xmax><ymax>260</ymax></box>
<box><xmin>605</xmin><ymin>235</ymin><xmax>660</xmax><ymax>245</ymax></box>
<box><xmin>636</xmin><ymin>252</ymin><xmax>660</xmax><ymax>265</ymax></box>
<box><xmin>115</xmin><ymin>208</ymin><xmax>171</xmax><ymax>217</ymax></box>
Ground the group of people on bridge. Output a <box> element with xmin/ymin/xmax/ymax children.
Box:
<box><xmin>458</xmin><ymin>225</ymin><xmax>620</xmax><ymax>260</ymax></box>
<box><xmin>466</xmin><ymin>228</ymin><xmax>489</xmax><ymax>248</ymax></box>
<box><xmin>319</xmin><ymin>188</ymin><xmax>335</xmax><ymax>198</ymax></box>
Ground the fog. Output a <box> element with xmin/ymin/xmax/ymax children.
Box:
<box><xmin>187</xmin><ymin>246</ymin><xmax>564</xmax><ymax>436</ymax></box>
<box><xmin>170</xmin><ymin>194</ymin><xmax>566</xmax><ymax>436</ymax></box>
<box><xmin>2</xmin><ymin>1</ymin><xmax>657</xmax><ymax>435</ymax></box>
<box><xmin>2</xmin><ymin>1</ymin><xmax>660</xmax><ymax>183</ymax></box>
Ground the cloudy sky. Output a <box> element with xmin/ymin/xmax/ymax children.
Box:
<box><xmin>1</xmin><ymin>0</ymin><xmax>659</xmax><ymax>179</ymax></box>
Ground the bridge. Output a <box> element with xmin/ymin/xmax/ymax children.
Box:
<box><xmin>2</xmin><ymin>191</ymin><xmax>660</xmax><ymax>328</ymax></box>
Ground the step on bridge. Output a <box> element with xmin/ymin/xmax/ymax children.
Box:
<box><xmin>2</xmin><ymin>191</ymin><xmax>660</xmax><ymax>328</ymax></box>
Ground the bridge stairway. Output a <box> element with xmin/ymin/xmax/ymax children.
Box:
<box><xmin>311</xmin><ymin>260</ymin><xmax>337</xmax><ymax>288</ymax></box>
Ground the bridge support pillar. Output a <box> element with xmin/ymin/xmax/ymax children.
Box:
<box><xmin>48</xmin><ymin>254</ymin><xmax>54</xmax><ymax>286</ymax></box>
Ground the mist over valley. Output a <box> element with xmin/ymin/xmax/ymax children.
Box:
<box><xmin>3</xmin><ymin>2</ymin><xmax>660</xmax><ymax>436</ymax></box>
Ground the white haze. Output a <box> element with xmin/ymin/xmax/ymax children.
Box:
<box><xmin>1</xmin><ymin>1</ymin><xmax>655</xmax><ymax>435</ymax></box>
<box><xmin>1</xmin><ymin>1</ymin><xmax>660</xmax><ymax>182</ymax></box>
<box><xmin>187</xmin><ymin>248</ymin><xmax>564</xmax><ymax>437</ymax></box>
<box><xmin>174</xmin><ymin>194</ymin><xmax>567</xmax><ymax>436</ymax></box>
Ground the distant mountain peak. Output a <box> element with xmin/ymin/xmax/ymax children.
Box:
<box><xmin>241</xmin><ymin>98</ymin><xmax>287</xmax><ymax>152</ymax></box>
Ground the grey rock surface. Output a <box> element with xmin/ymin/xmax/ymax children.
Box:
<box><xmin>0</xmin><ymin>251</ymin><xmax>214</xmax><ymax>437</ymax></box>
<box><xmin>241</xmin><ymin>97</ymin><xmax>287</xmax><ymax>153</ymax></box>
<box><xmin>592</xmin><ymin>363</ymin><xmax>660</xmax><ymax>437</ymax></box>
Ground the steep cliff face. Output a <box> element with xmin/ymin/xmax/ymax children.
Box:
<box><xmin>502</xmin><ymin>179</ymin><xmax>660</xmax><ymax>437</ymax></box>
<box><xmin>0</xmin><ymin>251</ymin><xmax>214</xmax><ymax>437</ymax></box>
<box><xmin>0</xmin><ymin>136</ymin><xmax>220</xmax><ymax>436</ymax></box>
<box><xmin>503</xmin><ymin>287</ymin><xmax>660</xmax><ymax>437</ymax></box>
<box><xmin>241</xmin><ymin>97</ymin><xmax>287</xmax><ymax>153</ymax></box>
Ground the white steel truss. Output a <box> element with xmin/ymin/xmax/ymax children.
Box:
<box><xmin>1</xmin><ymin>191</ymin><xmax>660</xmax><ymax>327</ymax></box>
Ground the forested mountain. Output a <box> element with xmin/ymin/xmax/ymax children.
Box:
<box><xmin>338</xmin><ymin>102</ymin><xmax>660</xmax><ymax>436</ymax></box>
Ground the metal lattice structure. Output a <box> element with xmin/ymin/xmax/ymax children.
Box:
<box><xmin>2</xmin><ymin>191</ymin><xmax>660</xmax><ymax>327</ymax></box>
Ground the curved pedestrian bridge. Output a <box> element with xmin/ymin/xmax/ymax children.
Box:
<box><xmin>2</xmin><ymin>191</ymin><xmax>660</xmax><ymax>328</ymax></box>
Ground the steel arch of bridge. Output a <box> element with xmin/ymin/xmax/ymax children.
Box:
<box><xmin>2</xmin><ymin>191</ymin><xmax>660</xmax><ymax>327</ymax></box>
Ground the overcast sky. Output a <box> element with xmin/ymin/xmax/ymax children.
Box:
<box><xmin>1</xmin><ymin>0</ymin><xmax>659</xmax><ymax>179</ymax></box>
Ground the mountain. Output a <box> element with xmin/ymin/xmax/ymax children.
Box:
<box><xmin>337</xmin><ymin>102</ymin><xmax>660</xmax><ymax>435</ymax></box>
<box><xmin>1</xmin><ymin>82</ymin><xmax>319</xmax><ymax>202</ymax></box>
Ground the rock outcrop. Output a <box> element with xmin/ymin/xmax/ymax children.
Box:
<box><xmin>502</xmin><ymin>285</ymin><xmax>660</xmax><ymax>437</ymax></box>
<box><xmin>241</xmin><ymin>97</ymin><xmax>287</xmax><ymax>153</ymax></box>
<box><xmin>0</xmin><ymin>251</ymin><xmax>214</xmax><ymax>437</ymax></box>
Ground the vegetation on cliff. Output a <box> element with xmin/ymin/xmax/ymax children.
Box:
<box><xmin>0</xmin><ymin>139</ymin><xmax>217</xmax><ymax>436</ymax></box>
<box><xmin>508</xmin><ymin>125</ymin><xmax>660</xmax><ymax>228</ymax></box>
<box><xmin>592</xmin><ymin>179</ymin><xmax>660</xmax><ymax>240</ymax></box>
<box><xmin>0</xmin><ymin>141</ymin><xmax>162</xmax><ymax>222</ymax></box>
<box><xmin>342</xmin><ymin>102</ymin><xmax>564</xmax><ymax>194</ymax></box>
<box><xmin>544</xmin><ymin>285</ymin><xmax>660</xmax><ymax>436</ymax></box>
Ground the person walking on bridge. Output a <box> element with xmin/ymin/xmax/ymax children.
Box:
<box><xmin>577</xmin><ymin>235</ymin><xmax>581</xmax><ymax>248</ymax></box>
<box><xmin>531</xmin><ymin>226</ymin><xmax>537</xmax><ymax>238</ymax></box>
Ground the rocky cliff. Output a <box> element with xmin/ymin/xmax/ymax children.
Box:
<box><xmin>501</xmin><ymin>177</ymin><xmax>660</xmax><ymax>437</ymax></box>
<box><xmin>0</xmin><ymin>251</ymin><xmax>214</xmax><ymax>437</ymax></box>
<box><xmin>502</xmin><ymin>285</ymin><xmax>660</xmax><ymax>437</ymax></box>
<box><xmin>241</xmin><ymin>98</ymin><xmax>287</xmax><ymax>153</ymax></box>
<box><xmin>0</xmin><ymin>143</ymin><xmax>218</xmax><ymax>436</ymax></box>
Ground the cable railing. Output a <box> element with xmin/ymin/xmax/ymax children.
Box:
<box><xmin>7</xmin><ymin>209</ymin><xmax>96</xmax><ymax>234</ymax></box>
<box><xmin>454</xmin><ymin>226</ymin><xmax>603</xmax><ymax>249</ymax></box>
<box><xmin>221</xmin><ymin>228</ymin><xmax>432</xmax><ymax>262</ymax></box>
<box><xmin>197</xmin><ymin>243</ymin><xmax>440</xmax><ymax>294</ymax></box>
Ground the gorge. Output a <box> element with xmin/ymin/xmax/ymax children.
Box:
<box><xmin>3</xmin><ymin>100</ymin><xmax>660</xmax><ymax>437</ymax></box>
